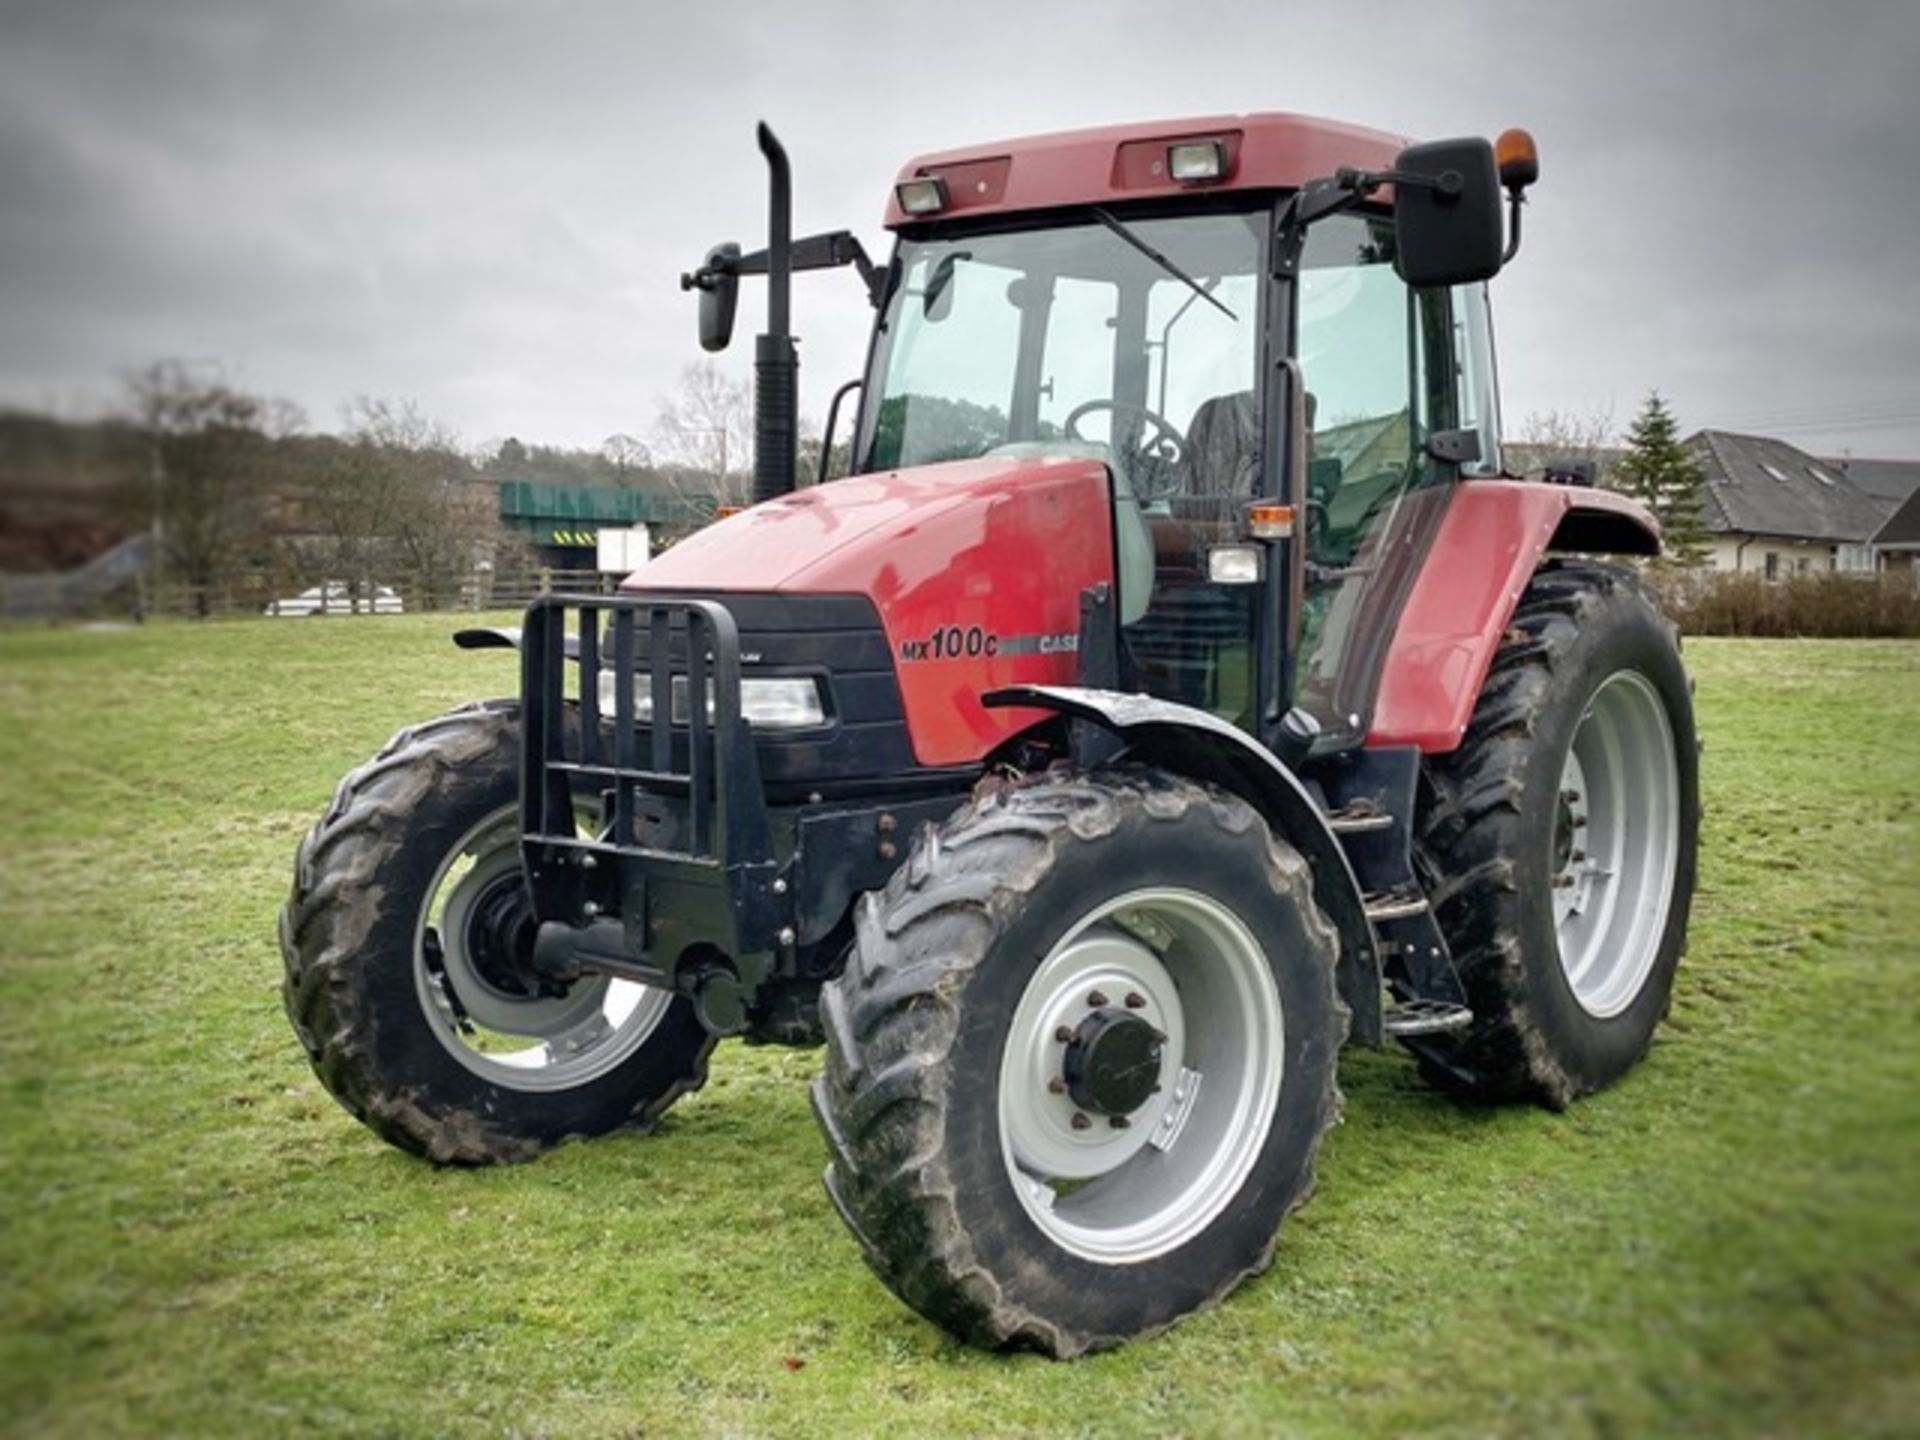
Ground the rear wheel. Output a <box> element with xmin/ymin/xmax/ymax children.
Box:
<box><xmin>1408</xmin><ymin>560</ymin><xmax>1699</xmax><ymax>1106</ymax></box>
<box><xmin>812</xmin><ymin>770</ymin><xmax>1343</xmax><ymax>1356</ymax></box>
<box><xmin>281</xmin><ymin>701</ymin><xmax>714</xmax><ymax>1163</ymax></box>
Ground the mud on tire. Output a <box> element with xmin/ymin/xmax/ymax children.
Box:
<box><xmin>281</xmin><ymin>700</ymin><xmax>714</xmax><ymax>1163</ymax></box>
<box><xmin>811</xmin><ymin>768</ymin><xmax>1344</xmax><ymax>1356</ymax></box>
<box><xmin>1406</xmin><ymin>559</ymin><xmax>1700</xmax><ymax>1107</ymax></box>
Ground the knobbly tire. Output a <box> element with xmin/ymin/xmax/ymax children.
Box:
<box><xmin>812</xmin><ymin>769</ymin><xmax>1344</xmax><ymax>1357</ymax></box>
<box><xmin>281</xmin><ymin>700</ymin><xmax>714</xmax><ymax>1163</ymax></box>
<box><xmin>1408</xmin><ymin>559</ymin><xmax>1700</xmax><ymax>1107</ymax></box>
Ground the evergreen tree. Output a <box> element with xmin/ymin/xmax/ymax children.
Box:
<box><xmin>1614</xmin><ymin>391</ymin><xmax>1711</xmax><ymax>568</ymax></box>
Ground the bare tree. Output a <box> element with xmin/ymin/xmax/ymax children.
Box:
<box><xmin>124</xmin><ymin>360</ymin><xmax>293</xmax><ymax>616</ymax></box>
<box><xmin>308</xmin><ymin>398</ymin><xmax>495</xmax><ymax>610</ymax></box>
<box><xmin>600</xmin><ymin>432</ymin><xmax>652</xmax><ymax>487</ymax></box>
<box><xmin>650</xmin><ymin>362</ymin><xmax>753</xmax><ymax>519</ymax></box>
<box><xmin>1508</xmin><ymin>405</ymin><xmax>1619</xmax><ymax>484</ymax></box>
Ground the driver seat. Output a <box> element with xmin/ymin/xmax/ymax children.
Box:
<box><xmin>1182</xmin><ymin>391</ymin><xmax>1259</xmax><ymax>513</ymax></box>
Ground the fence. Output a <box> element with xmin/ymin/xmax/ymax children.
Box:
<box><xmin>13</xmin><ymin>551</ymin><xmax>1920</xmax><ymax>639</ymax></box>
<box><xmin>0</xmin><ymin>562</ymin><xmax>635</xmax><ymax>622</ymax></box>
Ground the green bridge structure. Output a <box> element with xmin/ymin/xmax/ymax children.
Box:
<box><xmin>496</xmin><ymin>481</ymin><xmax>709</xmax><ymax>558</ymax></box>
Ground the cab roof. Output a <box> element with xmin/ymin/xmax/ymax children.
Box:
<box><xmin>883</xmin><ymin>112</ymin><xmax>1407</xmax><ymax>228</ymax></box>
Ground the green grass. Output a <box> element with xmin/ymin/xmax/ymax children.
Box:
<box><xmin>1</xmin><ymin>618</ymin><xmax>1916</xmax><ymax>1438</ymax></box>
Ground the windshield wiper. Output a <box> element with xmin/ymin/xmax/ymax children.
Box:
<box><xmin>1091</xmin><ymin>207</ymin><xmax>1237</xmax><ymax>322</ymax></box>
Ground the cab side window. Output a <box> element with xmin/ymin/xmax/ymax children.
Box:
<box><xmin>1294</xmin><ymin>213</ymin><xmax>1457</xmax><ymax>728</ymax></box>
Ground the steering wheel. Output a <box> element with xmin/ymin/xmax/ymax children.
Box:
<box><xmin>1064</xmin><ymin>399</ymin><xmax>1188</xmax><ymax>500</ymax></box>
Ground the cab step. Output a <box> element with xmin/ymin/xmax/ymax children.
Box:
<box><xmin>1324</xmin><ymin>800</ymin><xmax>1394</xmax><ymax>835</ymax></box>
<box><xmin>1363</xmin><ymin>890</ymin><xmax>1430</xmax><ymax>922</ymax></box>
<box><xmin>1381</xmin><ymin>998</ymin><xmax>1474</xmax><ymax>1037</ymax></box>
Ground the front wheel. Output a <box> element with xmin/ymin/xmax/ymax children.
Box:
<box><xmin>281</xmin><ymin>700</ymin><xmax>715</xmax><ymax>1163</ymax></box>
<box><xmin>812</xmin><ymin>770</ymin><xmax>1344</xmax><ymax>1356</ymax></box>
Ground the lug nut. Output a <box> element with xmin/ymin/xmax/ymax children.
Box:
<box><xmin>1070</xmin><ymin>1112</ymin><xmax>1091</xmax><ymax>1131</ymax></box>
<box><xmin>1086</xmin><ymin>990</ymin><xmax>1109</xmax><ymax>1008</ymax></box>
<box><xmin>1054</xmin><ymin>1025</ymin><xmax>1074</xmax><ymax>1044</ymax></box>
<box><xmin>581</xmin><ymin>900</ymin><xmax>600</xmax><ymax>918</ymax></box>
<box><xmin>1047</xmin><ymin>1078</ymin><xmax>1066</xmax><ymax>1095</ymax></box>
<box><xmin>579</xmin><ymin>853</ymin><xmax>597</xmax><ymax>870</ymax></box>
<box><xmin>772</xmin><ymin>877</ymin><xmax>788</xmax><ymax>895</ymax></box>
<box><xmin>1124</xmin><ymin>992</ymin><xmax>1146</xmax><ymax>1010</ymax></box>
<box><xmin>1109</xmin><ymin>1115</ymin><xmax>1130</xmax><ymax>1130</ymax></box>
<box><xmin>776</xmin><ymin>926</ymin><xmax>796</xmax><ymax>947</ymax></box>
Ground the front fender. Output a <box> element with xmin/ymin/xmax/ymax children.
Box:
<box><xmin>1371</xmin><ymin>481</ymin><xmax>1660</xmax><ymax>753</ymax></box>
<box><xmin>985</xmin><ymin>684</ymin><xmax>1380</xmax><ymax>1045</ymax></box>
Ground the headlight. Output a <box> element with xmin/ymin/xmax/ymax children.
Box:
<box><xmin>596</xmin><ymin>672</ymin><xmax>826</xmax><ymax>730</ymax></box>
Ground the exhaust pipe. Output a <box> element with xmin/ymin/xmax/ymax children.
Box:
<box><xmin>753</xmin><ymin>122</ymin><xmax>798</xmax><ymax>504</ymax></box>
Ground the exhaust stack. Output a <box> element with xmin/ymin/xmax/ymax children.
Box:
<box><xmin>753</xmin><ymin>123</ymin><xmax>798</xmax><ymax>505</ymax></box>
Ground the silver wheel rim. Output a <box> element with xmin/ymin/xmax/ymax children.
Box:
<box><xmin>1551</xmin><ymin>670</ymin><xmax>1681</xmax><ymax>1019</ymax></box>
<box><xmin>412</xmin><ymin>807</ymin><xmax>673</xmax><ymax>1090</ymax></box>
<box><xmin>997</xmin><ymin>887</ymin><xmax>1284</xmax><ymax>1265</ymax></box>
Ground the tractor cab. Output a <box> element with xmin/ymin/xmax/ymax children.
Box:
<box><xmin>849</xmin><ymin>189</ymin><xmax>1506</xmax><ymax>746</ymax></box>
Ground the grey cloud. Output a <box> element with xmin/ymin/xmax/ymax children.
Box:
<box><xmin>0</xmin><ymin>0</ymin><xmax>1916</xmax><ymax>453</ymax></box>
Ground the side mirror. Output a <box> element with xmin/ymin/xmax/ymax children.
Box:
<box><xmin>1390</xmin><ymin>138</ymin><xmax>1502</xmax><ymax>287</ymax></box>
<box><xmin>697</xmin><ymin>243</ymin><xmax>742</xmax><ymax>352</ymax></box>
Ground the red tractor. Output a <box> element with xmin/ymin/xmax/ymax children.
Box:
<box><xmin>282</xmin><ymin>114</ymin><xmax>1698</xmax><ymax>1355</ymax></box>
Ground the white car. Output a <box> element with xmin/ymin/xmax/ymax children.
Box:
<box><xmin>264</xmin><ymin>582</ymin><xmax>405</xmax><ymax>617</ymax></box>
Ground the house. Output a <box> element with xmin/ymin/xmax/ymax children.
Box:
<box><xmin>1824</xmin><ymin>456</ymin><xmax>1920</xmax><ymax>510</ymax></box>
<box><xmin>1869</xmin><ymin>487</ymin><xmax>1920</xmax><ymax>578</ymax></box>
<box><xmin>1686</xmin><ymin>430</ymin><xmax>1893</xmax><ymax>578</ymax></box>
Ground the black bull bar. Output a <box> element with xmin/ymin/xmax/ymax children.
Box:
<box><xmin>519</xmin><ymin>595</ymin><xmax>786</xmax><ymax>997</ymax></box>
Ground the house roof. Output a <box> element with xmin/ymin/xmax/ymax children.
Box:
<box><xmin>1823</xmin><ymin>456</ymin><xmax>1920</xmax><ymax>507</ymax></box>
<box><xmin>1871</xmin><ymin>486</ymin><xmax>1920</xmax><ymax>549</ymax></box>
<box><xmin>1687</xmin><ymin>430</ymin><xmax>1892</xmax><ymax>545</ymax></box>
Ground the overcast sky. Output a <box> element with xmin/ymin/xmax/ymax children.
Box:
<box><xmin>2</xmin><ymin>0</ymin><xmax>1916</xmax><ymax>459</ymax></box>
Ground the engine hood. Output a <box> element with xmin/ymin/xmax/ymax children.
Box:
<box><xmin>623</xmin><ymin>453</ymin><xmax>1117</xmax><ymax>768</ymax></box>
<box><xmin>625</xmin><ymin>453</ymin><xmax>1108</xmax><ymax>593</ymax></box>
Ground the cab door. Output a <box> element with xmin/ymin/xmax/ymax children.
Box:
<box><xmin>1291</xmin><ymin>212</ymin><xmax>1494</xmax><ymax>743</ymax></box>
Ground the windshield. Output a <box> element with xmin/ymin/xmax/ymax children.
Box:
<box><xmin>859</xmin><ymin>211</ymin><xmax>1265</xmax><ymax>478</ymax></box>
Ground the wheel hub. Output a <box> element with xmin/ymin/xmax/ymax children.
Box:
<box><xmin>415</xmin><ymin>808</ymin><xmax>676</xmax><ymax>1090</ymax></box>
<box><xmin>462</xmin><ymin>874</ymin><xmax>544</xmax><ymax>999</ymax></box>
<box><xmin>998</xmin><ymin>887</ymin><xmax>1285</xmax><ymax>1264</ymax></box>
<box><xmin>1062</xmin><ymin>1009</ymin><xmax>1163</xmax><ymax>1116</ymax></box>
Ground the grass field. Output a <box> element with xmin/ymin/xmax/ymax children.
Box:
<box><xmin>1</xmin><ymin>618</ymin><xmax>1916</xmax><ymax>1438</ymax></box>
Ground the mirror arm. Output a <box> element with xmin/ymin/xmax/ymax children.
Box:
<box><xmin>683</xmin><ymin>231</ymin><xmax>885</xmax><ymax>308</ymax></box>
<box><xmin>1334</xmin><ymin>165</ymin><xmax>1465</xmax><ymax>200</ymax></box>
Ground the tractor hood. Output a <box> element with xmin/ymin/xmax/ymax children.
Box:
<box><xmin>626</xmin><ymin>453</ymin><xmax>1109</xmax><ymax>593</ymax></box>
<box><xmin>624</xmin><ymin>453</ymin><xmax>1117</xmax><ymax>767</ymax></box>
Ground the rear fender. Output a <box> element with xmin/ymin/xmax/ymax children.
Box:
<box><xmin>985</xmin><ymin>684</ymin><xmax>1381</xmax><ymax>1045</ymax></box>
<box><xmin>1370</xmin><ymin>482</ymin><xmax>1660</xmax><ymax>753</ymax></box>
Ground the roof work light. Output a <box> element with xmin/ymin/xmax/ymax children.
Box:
<box><xmin>895</xmin><ymin>176</ymin><xmax>949</xmax><ymax>216</ymax></box>
<box><xmin>1167</xmin><ymin>140</ymin><xmax>1226</xmax><ymax>183</ymax></box>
